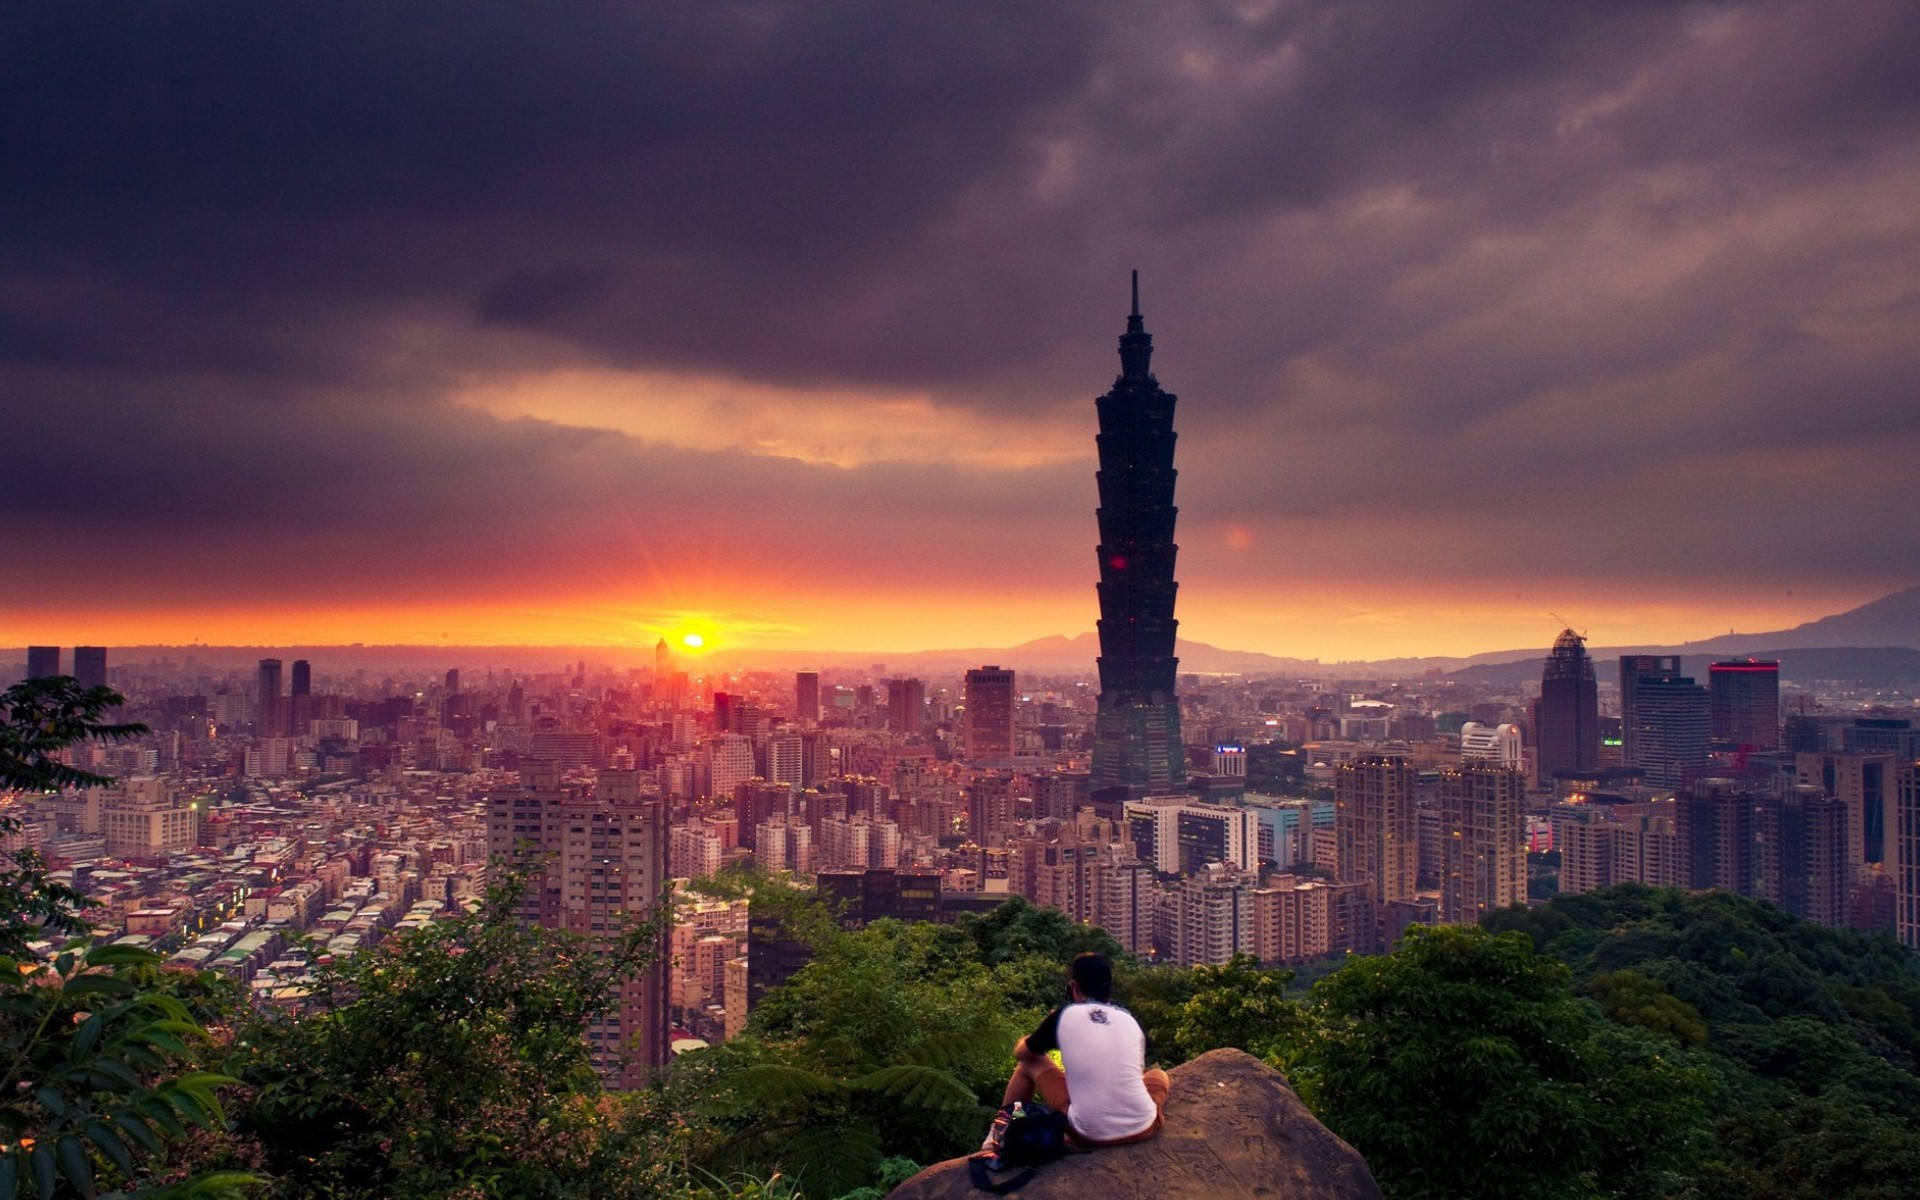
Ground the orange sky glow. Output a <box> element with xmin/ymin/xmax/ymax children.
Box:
<box><xmin>1</xmin><ymin>580</ymin><xmax>1882</xmax><ymax>665</ymax></box>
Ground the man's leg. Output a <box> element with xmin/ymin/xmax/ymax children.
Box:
<box><xmin>1001</xmin><ymin>1054</ymin><xmax>1070</xmax><ymax>1112</ymax></box>
<box><xmin>1143</xmin><ymin>1067</ymin><xmax>1170</xmax><ymax>1120</ymax></box>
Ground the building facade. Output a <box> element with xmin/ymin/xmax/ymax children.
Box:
<box><xmin>963</xmin><ymin>667</ymin><xmax>1015</xmax><ymax>763</ymax></box>
<box><xmin>1438</xmin><ymin>761</ymin><xmax>1527</xmax><ymax>924</ymax></box>
<box><xmin>1334</xmin><ymin>755</ymin><xmax>1418</xmax><ymax>911</ymax></box>
<box><xmin>1710</xmin><ymin>659</ymin><xmax>1781</xmax><ymax>751</ymax></box>
<box><xmin>486</xmin><ymin>763</ymin><xmax>669</xmax><ymax>1085</ymax></box>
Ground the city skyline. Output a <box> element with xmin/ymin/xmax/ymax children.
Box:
<box><xmin>6</xmin><ymin>3</ymin><xmax>1920</xmax><ymax>660</ymax></box>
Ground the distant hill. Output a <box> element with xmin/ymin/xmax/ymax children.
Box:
<box><xmin>34</xmin><ymin>586</ymin><xmax>1920</xmax><ymax>684</ymax></box>
<box><xmin>694</xmin><ymin>633</ymin><xmax>1332</xmax><ymax>679</ymax></box>
<box><xmin>1679</xmin><ymin>585</ymin><xmax>1920</xmax><ymax>654</ymax></box>
<box><xmin>1447</xmin><ymin>645</ymin><xmax>1920</xmax><ymax>688</ymax></box>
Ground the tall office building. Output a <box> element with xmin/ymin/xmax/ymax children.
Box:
<box><xmin>1090</xmin><ymin>274</ymin><xmax>1186</xmax><ymax>796</ymax></box>
<box><xmin>1334</xmin><ymin>755</ymin><xmax>1418</xmax><ymax>910</ymax></box>
<box><xmin>794</xmin><ymin>672</ymin><xmax>820</xmax><ymax>724</ymax></box>
<box><xmin>1630</xmin><ymin>676</ymin><xmax>1711</xmax><ymax>792</ymax></box>
<box><xmin>26</xmin><ymin>647</ymin><xmax>60</xmax><ymax>680</ymax></box>
<box><xmin>964</xmin><ymin>666</ymin><xmax>1015</xmax><ymax>763</ymax></box>
<box><xmin>1619</xmin><ymin>655</ymin><xmax>1682</xmax><ymax>771</ymax></box>
<box><xmin>1710</xmin><ymin>659</ymin><xmax>1780</xmax><ymax>750</ymax></box>
<box><xmin>487</xmin><ymin>763</ymin><xmax>668</xmax><ymax>1084</ymax></box>
<box><xmin>290</xmin><ymin>659</ymin><xmax>313</xmax><ymax>738</ymax></box>
<box><xmin>1535</xmin><ymin>631</ymin><xmax>1599</xmax><ymax>785</ymax></box>
<box><xmin>256</xmin><ymin>658</ymin><xmax>284</xmax><ymax>738</ymax></box>
<box><xmin>887</xmin><ymin>677</ymin><xmax>925</xmax><ymax>735</ymax></box>
<box><xmin>72</xmin><ymin>646</ymin><xmax>106</xmax><ymax>690</ymax></box>
<box><xmin>1438</xmin><ymin>761</ymin><xmax>1528</xmax><ymax>924</ymax></box>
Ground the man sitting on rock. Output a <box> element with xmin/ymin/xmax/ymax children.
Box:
<box><xmin>999</xmin><ymin>952</ymin><xmax>1171</xmax><ymax>1147</ymax></box>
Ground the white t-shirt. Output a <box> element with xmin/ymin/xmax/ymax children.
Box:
<box><xmin>1026</xmin><ymin>1000</ymin><xmax>1158</xmax><ymax>1143</ymax></box>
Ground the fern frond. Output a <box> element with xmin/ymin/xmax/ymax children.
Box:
<box><xmin>729</xmin><ymin>1063</ymin><xmax>842</xmax><ymax>1110</ymax></box>
<box><xmin>848</xmin><ymin>1064</ymin><xmax>981</xmax><ymax>1113</ymax></box>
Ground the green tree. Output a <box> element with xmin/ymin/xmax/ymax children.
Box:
<box><xmin>1168</xmin><ymin>955</ymin><xmax>1303</xmax><ymax>1064</ymax></box>
<box><xmin>957</xmin><ymin>897</ymin><xmax>1124</xmax><ymax>969</ymax></box>
<box><xmin>690</xmin><ymin>918</ymin><xmax>1013</xmax><ymax>1197</ymax></box>
<box><xmin>1290</xmin><ymin>924</ymin><xmax>1709</xmax><ymax>1200</ymax></box>
<box><xmin>226</xmin><ymin>873</ymin><xmax>666</xmax><ymax>1199</ymax></box>
<box><xmin>1487</xmin><ymin>883</ymin><xmax>1920</xmax><ymax>1194</ymax></box>
<box><xmin>0</xmin><ymin>678</ymin><xmax>145</xmax><ymax>954</ymax></box>
<box><xmin>0</xmin><ymin>678</ymin><xmax>256</xmax><ymax>1198</ymax></box>
<box><xmin>1583</xmin><ymin>969</ymin><xmax>1708</xmax><ymax>1048</ymax></box>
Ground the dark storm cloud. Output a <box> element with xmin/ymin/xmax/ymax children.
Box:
<box><xmin>0</xmin><ymin>363</ymin><xmax>1089</xmax><ymax>606</ymax></box>
<box><xmin>4</xmin><ymin>0</ymin><xmax>1919</xmax><ymax>613</ymax></box>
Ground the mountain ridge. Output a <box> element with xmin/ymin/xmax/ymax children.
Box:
<box><xmin>18</xmin><ymin>587</ymin><xmax>1915</xmax><ymax>681</ymax></box>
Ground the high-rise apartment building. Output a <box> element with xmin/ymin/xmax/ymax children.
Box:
<box><xmin>1710</xmin><ymin>659</ymin><xmax>1780</xmax><ymax>750</ymax></box>
<box><xmin>487</xmin><ymin>763</ymin><xmax>668</xmax><ymax>1084</ymax></box>
<box><xmin>1438</xmin><ymin>761</ymin><xmax>1527</xmax><ymax>924</ymax></box>
<box><xmin>1895</xmin><ymin>763</ymin><xmax>1920</xmax><ymax>953</ymax></box>
<box><xmin>1679</xmin><ymin>778</ymin><xmax>1757</xmax><ymax>894</ymax></box>
<box><xmin>72</xmin><ymin>646</ymin><xmax>106</xmax><ymax>690</ymax></box>
<box><xmin>1536</xmin><ymin>631</ymin><xmax>1599</xmax><ymax>785</ymax></box>
<box><xmin>734</xmin><ymin>780</ymin><xmax>796</xmax><ymax>851</ymax></box>
<box><xmin>25</xmin><ymin>647</ymin><xmax>60</xmax><ymax>680</ymax></box>
<box><xmin>963</xmin><ymin>666</ymin><xmax>1015</xmax><ymax>763</ymax></box>
<box><xmin>967</xmin><ymin>772</ymin><xmax>1020</xmax><ymax>847</ymax></box>
<box><xmin>1755</xmin><ymin>785</ymin><xmax>1847</xmax><ymax>927</ymax></box>
<box><xmin>1090</xmin><ymin>275</ymin><xmax>1186</xmax><ymax>796</ymax></box>
<box><xmin>794</xmin><ymin>672</ymin><xmax>820</xmax><ymax>724</ymax></box>
<box><xmin>760</xmin><ymin>734</ymin><xmax>804</xmax><ymax>788</ymax></box>
<box><xmin>1558</xmin><ymin>802</ymin><xmax>1681</xmax><ymax>895</ymax></box>
<box><xmin>1170</xmin><ymin>865</ymin><xmax>1255</xmax><ymax>967</ymax></box>
<box><xmin>1334</xmin><ymin>755</ymin><xmax>1418</xmax><ymax>910</ymax></box>
<box><xmin>1797</xmin><ymin>751</ymin><xmax>1895</xmax><ymax>865</ymax></box>
<box><xmin>887</xmin><ymin>677</ymin><xmax>925</xmax><ymax>735</ymax></box>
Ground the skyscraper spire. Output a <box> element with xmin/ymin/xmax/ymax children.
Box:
<box><xmin>1118</xmin><ymin>269</ymin><xmax>1153</xmax><ymax>379</ymax></box>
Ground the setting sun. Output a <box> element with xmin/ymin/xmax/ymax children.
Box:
<box><xmin>681</xmin><ymin>633</ymin><xmax>704</xmax><ymax>649</ymax></box>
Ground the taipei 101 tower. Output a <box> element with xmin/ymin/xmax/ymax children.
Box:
<box><xmin>1091</xmin><ymin>273</ymin><xmax>1186</xmax><ymax>795</ymax></box>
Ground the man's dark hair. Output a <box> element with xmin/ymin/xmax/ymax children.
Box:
<box><xmin>1070</xmin><ymin>952</ymin><xmax>1113</xmax><ymax>1002</ymax></box>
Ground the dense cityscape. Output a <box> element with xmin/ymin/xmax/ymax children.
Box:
<box><xmin>8</xmin><ymin>289</ymin><xmax>1915</xmax><ymax>1089</ymax></box>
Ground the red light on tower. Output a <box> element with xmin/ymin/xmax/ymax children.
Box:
<box><xmin>1109</xmin><ymin>554</ymin><xmax>1127</xmax><ymax>570</ymax></box>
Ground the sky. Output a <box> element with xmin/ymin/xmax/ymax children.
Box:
<box><xmin>4</xmin><ymin>1</ymin><xmax>1918</xmax><ymax>662</ymax></box>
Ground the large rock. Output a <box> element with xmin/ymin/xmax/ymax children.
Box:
<box><xmin>888</xmin><ymin>1047</ymin><xmax>1382</xmax><ymax>1199</ymax></box>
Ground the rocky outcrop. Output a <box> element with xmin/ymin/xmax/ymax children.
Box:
<box><xmin>888</xmin><ymin>1047</ymin><xmax>1382</xmax><ymax>1199</ymax></box>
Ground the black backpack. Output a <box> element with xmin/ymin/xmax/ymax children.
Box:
<box><xmin>970</xmin><ymin>1100</ymin><xmax>1070</xmax><ymax>1193</ymax></box>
